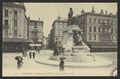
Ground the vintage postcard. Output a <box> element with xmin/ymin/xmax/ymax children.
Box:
<box><xmin>2</xmin><ymin>2</ymin><xmax>117</xmax><ymax>76</ymax></box>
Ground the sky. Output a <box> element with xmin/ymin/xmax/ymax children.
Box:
<box><xmin>24</xmin><ymin>3</ymin><xmax>117</xmax><ymax>37</ymax></box>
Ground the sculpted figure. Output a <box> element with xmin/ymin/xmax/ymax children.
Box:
<box><xmin>68</xmin><ymin>8</ymin><xmax>73</xmax><ymax>25</ymax></box>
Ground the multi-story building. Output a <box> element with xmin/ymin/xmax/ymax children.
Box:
<box><xmin>76</xmin><ymin>7</ymin><xmax>117</xmax><ymax>52</ymax></box>
<box><xmin>48</xmin><ymin>16</ymin><xmax>67</xmax><ymax>49</ymax></box>
<box><xmin>28</xmin><ymin>18</ymin><xmax>43</xmax><ymax>45</ymax></box>
<box><xmin>2</xmin><ymin>2</ymin><xmax>29</xmax><ymax>52</ymax></box>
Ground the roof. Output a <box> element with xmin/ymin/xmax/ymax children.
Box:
<box><xmin>29</xmin><ymin>20</ymin><xmax>43</xmax><ymax>23</ymax></box>
<box><xmin>3</xmin><ymin>38</ymin><xmax>30</xmax><ymax>42</ymax></box>
<box><xmin>3</xmin><ymin>2</ymin><xmax>26</xmax><ymax>11</ymax></box>
<box><xmin>78</xmin><ymin>12</ymin><xmax>117</xmax><ymax>18</ymax></box>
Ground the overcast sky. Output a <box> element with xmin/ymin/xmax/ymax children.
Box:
<box><xmin>24</xmin><ymin>3</ymin><xmax>117</xmax><ymax>37</ymax></box>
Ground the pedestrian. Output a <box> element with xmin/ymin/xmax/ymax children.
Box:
<box><xmin>29</xmin><ymin>51</ymin><xmax>32</xmax><ymax>59</ymax></box>
<box><xmin>33</xmin><ymin>52</ymin><xmax>36</xmax><ymax>59</ymax></box>
<box><xmin>59</xmin><ymin>59</ymin><xmax>64</xmax><ymax>71</ymax></box>
<box><xmin>17</xmin><ymin>60</ymin><xmax>23</xmax><ymax>69</ymax></box>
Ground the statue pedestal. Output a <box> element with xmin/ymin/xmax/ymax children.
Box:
<box><xmin>61</xmin><ymin>25</ymin><xmax>90</xmax><ymax>54</ymax></box>
<box><xmin>72</xmin><ymin>46</ymin><xmax>90</xmax><ymax>53</ymax></box>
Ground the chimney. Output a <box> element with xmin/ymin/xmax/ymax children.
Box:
<box><xmin>38</xmin><ymin>18</ymin><xmax>40</xmax><ymax>20</ymax></box>
<box><xmin>100</xmin><ymin>9</ymin><xmax>104</xmax><ymax>14</ymax></box>
<box><xmin>81</xmin><ymin>9</ymin><xmax>85</xmax><ymax>14</ymax></box>
<box><xmin>105</xmin><ymin>10</ymin><xmax>107</xmax><ymax>14</ymax></box>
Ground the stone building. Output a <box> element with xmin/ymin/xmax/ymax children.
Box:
<box><xmin>48</xmin><ymin>16</ymin><xmax>67</xmax><ymax>49</ymax></box>
<box><xmin>76</xmin><ymin>7</ymin><xmax>117</xmax><ymax>52</ymax></box>
<box><xmin>2</xmin><ymin>2</ymin><xmax>29</xmax><ymax>52</ymax></box>
<box><xmin>28</xmin><ymin>18</ymin><xmax>43</xmax><ymax>46</ymax></box>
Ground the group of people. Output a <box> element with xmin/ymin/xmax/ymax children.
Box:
<box><xmin>29</xmin><ymin>51</ymin><xmax>36</xmax><ymax>59</ymax></box>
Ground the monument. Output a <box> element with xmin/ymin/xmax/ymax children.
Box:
<box><xmin>44</xmin><ymin>8</ymin><xmax>112</xmax><ymax>67</ymax></box>
<box><xmin>50</xmin><ymin>8</ymin><xmax>94</xmax><ymax>62</ymax></box>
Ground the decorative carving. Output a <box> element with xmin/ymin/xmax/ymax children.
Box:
<box><xmin>73</xmin><ymin>31</ymin><xmax>83</xmax><ymax>46</ymax></box>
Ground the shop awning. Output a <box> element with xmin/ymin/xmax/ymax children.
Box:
<box><xmin>29</xmin><ymin>44</ymin><xmax>41</xmax><ymax>46</ymax></box>
<box><xmin>3</xmin><ymin>38</ymin><xmax>30</xmax><ymax>43</ymax></box>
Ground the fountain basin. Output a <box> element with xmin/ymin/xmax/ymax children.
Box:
<box><xmin>35</xmin><ymin>53</ymin><xmax>113</xmax><ymax>67</ymax></box>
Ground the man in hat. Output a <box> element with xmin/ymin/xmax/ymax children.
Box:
<box><xmin>29</xmin><ymin>51</ymin><xmax>32</xmax><ymax>59</ymax></box>
<box><xmin>33</xmin><ymin>52</ymin><xmax>36</xmax><ymax>59</ymax></box>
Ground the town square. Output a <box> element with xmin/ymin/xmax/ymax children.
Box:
<box><xmin>2</xmin><ymin>2</ymin><xmax>117</xmax><ymax>76</ymax></box>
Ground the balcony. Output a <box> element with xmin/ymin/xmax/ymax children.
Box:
<box><xmin>3</xmin><ymin>25</ymin><xmax>9</xmax><ymax>29</ymax></box>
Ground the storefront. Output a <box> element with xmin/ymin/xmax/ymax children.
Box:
<box><xmin>2</xmin><ymin>38</ymin><xmax>29</xmax><ymax>52</ymax></box>
<box><xmin>88</xmin><ymin>42</ymin><xmax>117</xmax><ymax>52</ymax></box>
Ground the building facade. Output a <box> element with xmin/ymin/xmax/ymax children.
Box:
<box><xmin>28</xmin><ymin>19</ymin><xmax>43</xmax><ymax>45</ymax></box>
<box><xmin>76</xmin><ymin>7</ymin><xmax>117</xmax><ymax>52</ymax></box>
<box><xmin>2</xmin><ymin>2</ymin><xmax>29</xmax><ymax>52</ymax></box>
<box><xmin>48</xmin><ymin>16</ymin><xmax>67</xmax><ymax>49</ymax></box>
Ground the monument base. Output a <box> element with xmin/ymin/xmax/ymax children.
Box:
<box><xmin>72</xmin><ymin>46</ymin><xmax>90</xmax><ymax>53</ymax></box>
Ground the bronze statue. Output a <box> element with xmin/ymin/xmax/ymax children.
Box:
<box><xmin>68</xmin><ymin>8</ymin><xmax>73</xmax><ymax>25</ymax></box>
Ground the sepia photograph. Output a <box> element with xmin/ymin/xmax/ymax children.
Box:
<box><xmin>2</xmin><ymin>2</ymin><xmax>117</xmax><ymax>76</ymax></box>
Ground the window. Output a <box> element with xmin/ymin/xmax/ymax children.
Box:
<box><xmin>13</xmin><ymin>30</ymin><xmax>17</xmax><ymax>37</ymax></box>
<box><xmin>55</xmin><ymin>25</ymin><xmax>59</xmax><ymax>29</ymax></box>
<box><xmin>94</xmin><ymin>27</ymin><xmax>96</xmax><ymax>32</ymax></box>
<box><xmin>4</xmin><ymin>20</ymin><xmax>8</xmax><ymax>26</ymax></box>
<box><xmin>98</xmin><ymin>19</ymin><xmax>101</xmax><ymax>24</ymax></box>
<box><xmin>83</xmin><ymin>18</ymin><xmax>85</xmax><ymax>24</ymax></box>
<box><xmin>102</xmin><ymin>19</ymin><xmax>105</xmax><ymax>23</ymax></box>
<box><xmin>111</xmin><ymin>20</ymin><xmax>113</xmax><ymax>24</ymax></box>
<box><xmin>94</xmin><ymin>35</ymin><xmax>96</xmax><ymax>40</ymax></box>
<box><xmin>94</xmin><ymin>18</ymin><xmax>96</xmax><ymax>23</ymax></box>
<box><xmin>4</xmin><ymin>9</ymin><xmax>8</xmax><ymax>17</ymax></box>
<box><xmin>34</xmin><ymin>22</ymin><xmax>37</xmax><ymax>26</ymax></box>
<box><xmin>34</xmin><ymin>26</ymin><xmax>37</xmax><ymax>28</ymax></box>
<box><xmin>4</xmin><ymin>29</ymin><xmax>8</xmax><ymax>37</ymax></box>
<box><xmin>89</xmin><ymin>34</ymin><xmax>92</xmax><ymax>40</ymax></box>
<box><xmin>98</xmin><ymin>27</ymin><xmax>101</xmax><ymax>32</ymax></box>
<box><xmin>103</xmin><ymin>28</ymin><xmax>105</xmax><ymax>32</ymax></box>
<box><xmin>14</xmin><ymin>10</ymin><xmax>17</xmax><ymax>17</ymax></box>
<box><xmin>89</xmin><ymin>18</ymin><xmax>92</xmax><ymax>23</ymax></box>
<box><xmin>60</xmin><ymin>31</ymin><xmax>63</xmax><ymax>36</ymax></box>
<box><xmin>111</xmin><ymin>28</ymin><xmax>113</xmax><ymax>33</ymax></box>
<box><xmin>89</xmin><ymin>26</ymin><xmax>92</xmax><ymax>32</ymax></box>
<box><xmin>115</xmin><ymin>28</ymin><xmax>117</xmax><ymax>33</ymax></box>
<box><xmin>107</xmin><ymin>20</ymin><xmax>110</xmax><ymax>23</ymax></box>
<box><xmin>14</xmin><ymin>20</ymin><xmax>17</xmax><ymax>27</ymax></box>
